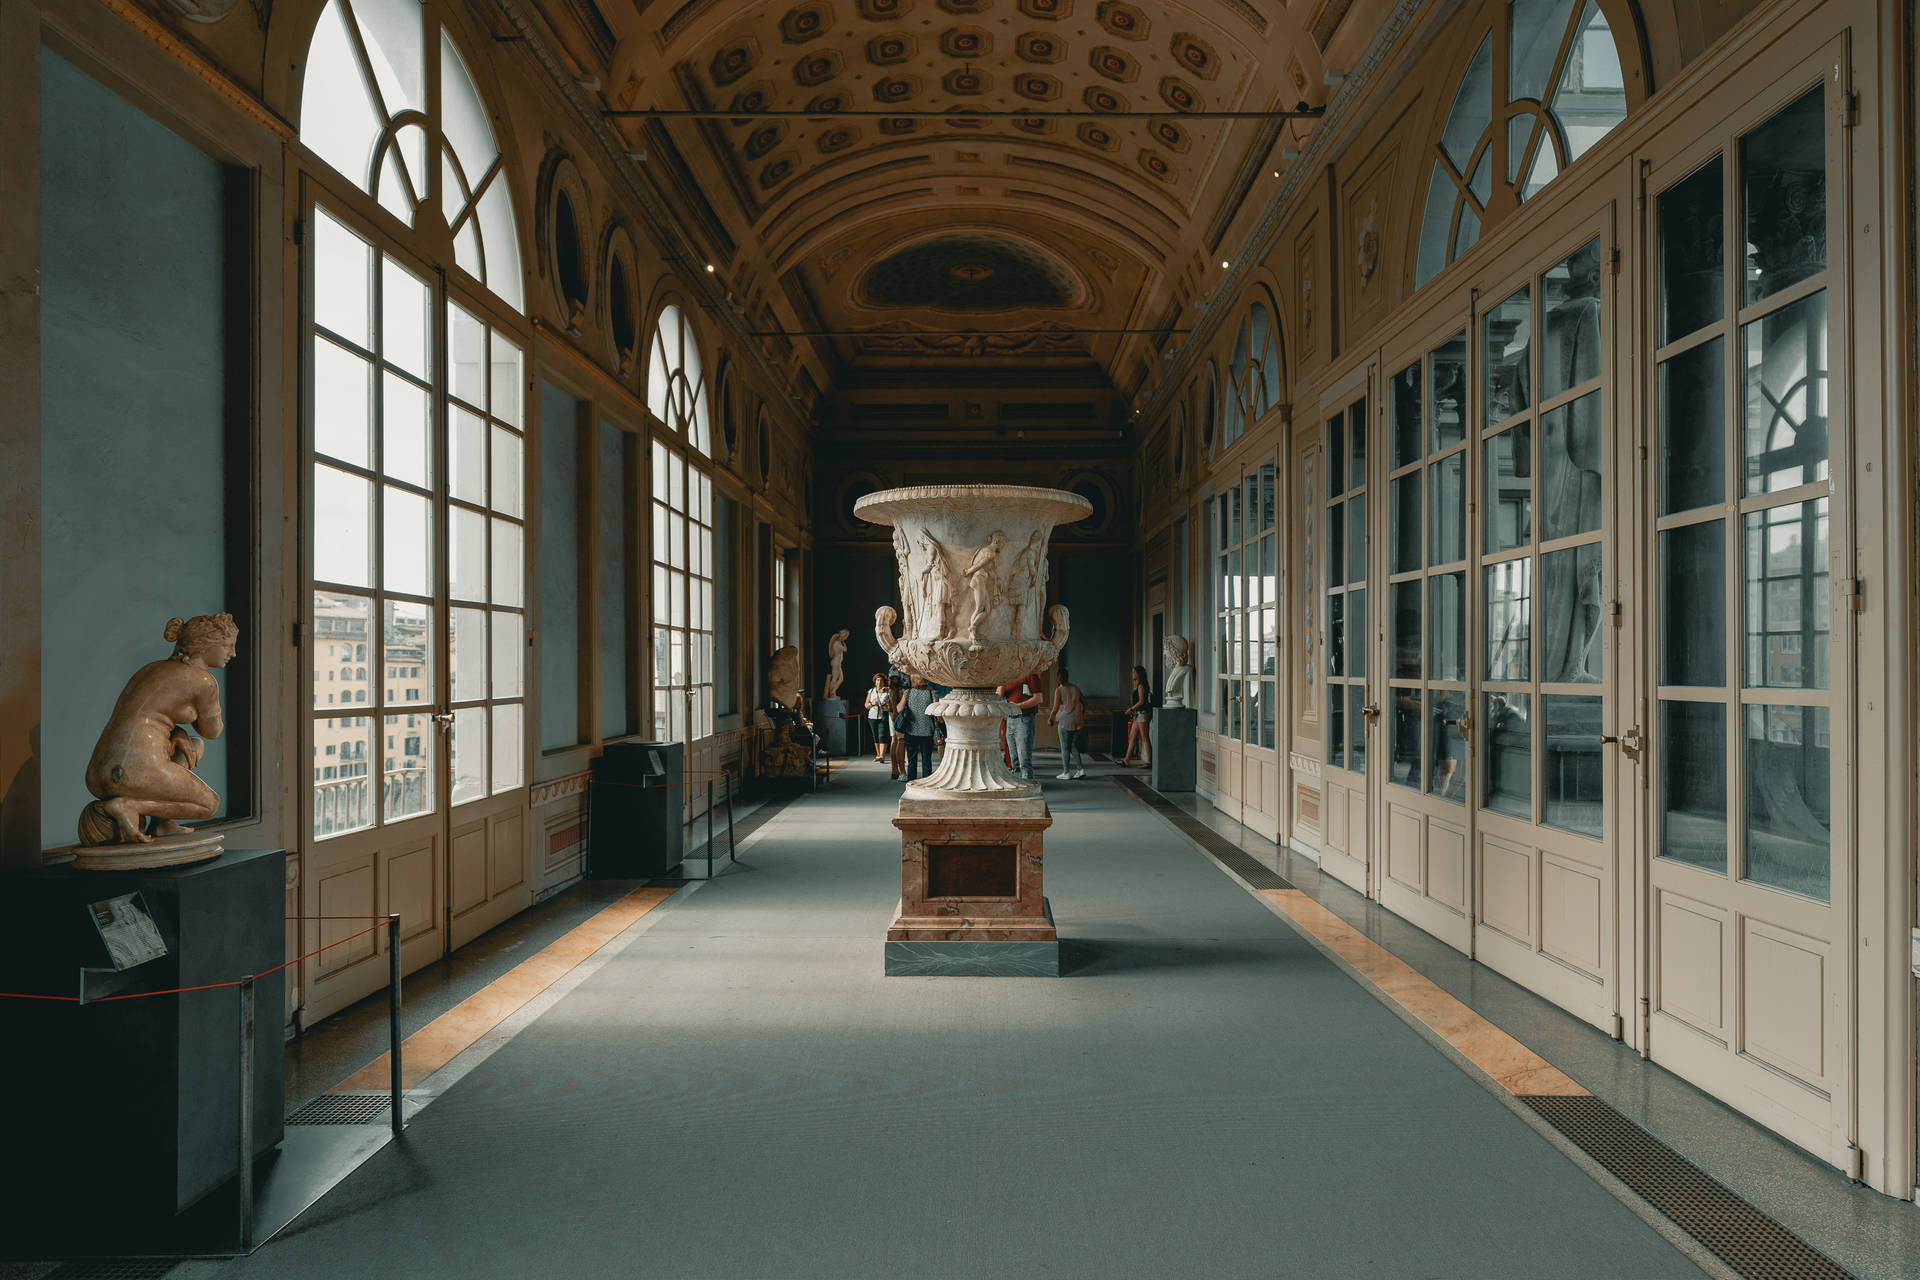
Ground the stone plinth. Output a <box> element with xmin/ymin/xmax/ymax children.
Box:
<box><xmin>885</xmin><ymin>794</ymin><xmax>1058</xmax><ymax>976</ymax></box>
<box><xmin>1151</xmin><ymin>707</ymin><xmax>1198</xmax><ymax>793</ymax></box>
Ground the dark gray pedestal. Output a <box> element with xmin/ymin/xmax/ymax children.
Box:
<box><xmin>1151</xmin><ymin>707</ymin><xmax>1199</xmax><ymax>792</ymax></box>
<box><xmin>589</xmin><ymin>741</ymin><xmax>685</xmax><ymax>876</ymax></box>
<box><xmin>0</xmin><ymin>847</ymin><xmax>287</xmax><ymax>1247</ymax></box>
<box><xmin>816</xmin><ymin>698</ymin><xmax>849</xmax><ymax>755</ymax></box>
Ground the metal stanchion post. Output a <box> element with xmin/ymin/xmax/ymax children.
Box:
<box><xmin>707</xmin><ymin>779</ymin><xmax>715</xmax><ymax>879</ymax></box>
<box><xmin>726</xmin><ymin>769</ymin><xmax>737</xmax><ymax>862</ymax></box>
<box><xmin>236</xmin><ymin>975</ymin><xmax>256</xmax><ymax>1253</ymax></box>
<box><xmin>387</xmin><ymin>914</ymin><xmax>403</xmax><ymax>1135</ymax></box>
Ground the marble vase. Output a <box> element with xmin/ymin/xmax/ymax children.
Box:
<box><xmin>856</xmin><ymin>485</ymin><xmax>1089</xmax><ymax>976</ymax></box>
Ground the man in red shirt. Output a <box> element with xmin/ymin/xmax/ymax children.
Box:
<box><xmin>999</xmin><ymin>672</ymin><xmax>1044</xmax><ymax>781</ymax></box>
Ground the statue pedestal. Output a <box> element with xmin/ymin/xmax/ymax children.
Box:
<box><xmin>1151</xmin><ymin>707</ymin><xmax>1198</xmax><ymax>793</ymax></box>
<box><xmin>815</xmin><ymin>697</ymin><xmax>849</xmax><ymax>755</ymax></box>
<box><xmin>885</xmin><ymin>794</ymin><xmax>1058</xmax><ymax>977</ymax></box>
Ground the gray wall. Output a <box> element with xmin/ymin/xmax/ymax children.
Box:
<box><xmin>39</xmin><ymin>51</ymin><xmax>237</xmax><ymax>848</ymax></box>
<box><xmin>812</xmin><ymin>547</ymin><xmax>896</xmax><ymax>703</ymax></box>
<box><xmin>538</xmin><ymin>382</ymin><xmax>581</xmax><ymax>751</ymax></box>
<box><xmin>1055</xmin><ymin>553</ymin><xmax>1126</xmax><ymax>699</ymax></box>
<box><xmin>596</xmin><ymin>420</ymin><xmax>631</xmax><ymax>736</ymax></box>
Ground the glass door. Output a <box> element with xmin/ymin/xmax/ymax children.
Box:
<box><xmin>1211</xmin><ymin>457</ymin><xmax>1282</xmax><ymax>831</ymax></box>
<box><xmin>1643</xmin><ymin>65</ymin><xmax>1850</xmax><ymax>1162</ymax></box>
<box><xmin>1319</xmin><ymin>378</ymin><xmax>1373</xmax><ymax>893</ymax></box>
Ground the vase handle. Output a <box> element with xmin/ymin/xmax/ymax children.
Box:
<box><xmin>1046</xmin><ymin>603</ymin><xmax>1071</xmax><ymax>655</ymax></box>
<box><xmin>874</xmin><ymin>604</ymin><xmax>900</xmax><ymax>662</ymax></box>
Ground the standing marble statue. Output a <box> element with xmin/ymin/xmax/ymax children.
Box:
<box><xmin>1162</xmin><ymin>635</ymin><xmax>1194</xmax><ymax>709</ymax></box>
<box><xmin>74</xmin><ymin>612</ymin><xmax>237</xmax><ymax>869</ymax></box>
<box><xmin>823</xmin><ymin>629</ymin><xmax>850</xmax><ymax>701</ymax></box>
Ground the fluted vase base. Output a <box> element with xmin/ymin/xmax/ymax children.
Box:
<box><xmin>903</xmin><ymin>688</ymin><xmax>1040</xmax><ymax>803</ymax></box>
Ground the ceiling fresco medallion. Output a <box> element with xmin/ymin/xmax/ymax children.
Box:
<box><xmin>807</xmin><ymin>91</ymin><xmax>852</xmax><ymax>112</ymax></box>
<box><xmin>1018</xmin><ymin>0</ymin><xmax>1072</xmax><ymax>17</ymax></box>
<box><xmin>709</xmin><ymin>39</ymin><xmax>760</xmax><ymax>88</ymax></box>
<box><xmin>943</xmin><ymin>67</ymin><xmax>990</xmax><ymax>95</ymax></box>
<box><xmin>730</xmin><ymin>82</ymin><xmax>774</xmax><ymax>113</ymax></box>
<box><xmin>879</xmin><ymin>116</ymin><xmax>919</xmax><ymax>134</ymax></box>
<box><xmin>1082</xmin><ymin>86</ymin><xmax>1123</xmax><ymax>114</ymax></box>
<box><xmin>818</xmin><ymin>126</ymin><xmax>861</xmax><ymax>153</ymax></box>
<box><xmin>860</xmin><ymin>234</ymin><xmax>1080</xmax><ymax>309</ymax></box>
<box><xmin>857</xmin><ymin>0</ymin><xmax>910</xmax><ymax>18</ymax></box>
<box><xmin>794</xmin><ymin>50</ymin><xmax>844</xmax><ymax>86</ymax></box>
<box><xmin>1151</xmin><ymin>118</ymin><xmax>1190</xmax><ymax>153</ymax></box>
<box><xmin>871</xmin><ymin>76</ymin><xmax>918</xmax><ymax>103</ymax></box>
<box><xmin>1015</xmin><ymin>32</ymin><xmax>1065</xmax><ymax>63</ymax></box>
<box><xmin>866</xmin><ymin>33</ymin><xmax>916</xmax><ymax>64</ymax></box>
<box><xmin>1169</xmin><ymin>32</ymin><xmax>1219</xmax><ymax>80</ymax></box>
<box><xmin>1089</xmin><ymin>46</ymin><xmax>1140</xmax><ymax>84</ymax></box>
<box><xmin>1158</xmin><ymin>75</ymin><xmax>1200</xmax><ymax>112</ymax></box>
<box><xmin>1096</xmin><ymin>0</ymin><xmax>1149</xmax><ymax>41</ymax></box>
<box><xmin>744</xmin><ymin>121</ymin><xmax>788</xmax><ymax>159</ymax></box>
<box><xmin>780</xmin><ymin>2</ymin><xmax>834</xmax><ymax>43</ymax></box>
<box><xmin>1011</xmin><ymin>115</ymin><xmax>1053</xmax><ymax>134</ymax></box>
<box><xmin>936</xmin><ymin>0</ymin><xmax>990</xmax><ymax>12</ymax></box>
<box><xmin>940</xmin><ymin>26</ymin><xmax>991</xmax><ymax>57</ymax></box>
<box><xmin>1137</xmin><ymin>149</ymin><xmax>1175</xmax><ymax>182</ymax></box>
<box><xmin>1014</xmin><ymin>73</ymin><xmax>1060</xmax><ymax>102</ymax></box>
<box><xmin>1076</xmin><ymin>121</ymin><xmax>1119</xmax><ymax>152</ymax></box>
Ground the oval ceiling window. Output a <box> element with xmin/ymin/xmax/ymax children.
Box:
<box><xmin>554</xmin><ymin>188</ymin><xmax>586</xmax><ymax>329</ymax></box>
<box><xmin>1069</xmin><ymin>477</ymin><xmax>1110</xmax><ymax>534</ymax></box>
<box><xmin>606</xmin><ymin>243</ymin><xmax>638</xmax><ymax>375</ymax></box>
<box><xmin>757</xmin><ymin>413</ymin><xmax>772</xmax><ymax>484</ymax></box>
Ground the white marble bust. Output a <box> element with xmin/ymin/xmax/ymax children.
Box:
<box><xmin>1162</xmin><ymin>635</ymin><xmax>1193</xmax><ymax>709</ymax></box>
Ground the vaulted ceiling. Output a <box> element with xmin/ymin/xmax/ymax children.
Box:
<box><xmin>586</xmin><ymin>0</ymin><xmax>1381</xmax><ymax>415</ymax></box>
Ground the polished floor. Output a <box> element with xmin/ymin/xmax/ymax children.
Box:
<box><xmin>53</xmin><ymin>760</ymin><xmax>1917</xmax><ymax>1280</ymax></box>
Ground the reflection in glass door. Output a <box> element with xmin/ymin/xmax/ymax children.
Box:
<box><xmin>1645</xmin><ymin>77</ymin><xmax>1848</xmax><ymax>1159</ymax></box>
<box><xmin>1320</xmin><ymin>394</ymin><xmax>1371</xmax><ymax>892</ymax></box>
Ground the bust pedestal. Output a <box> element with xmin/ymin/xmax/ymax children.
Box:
<box><xmin>885</xmin><ymin>794</ymin><xmax>1058</xmax><ymax>977</ymax></box>
<box><xmin>815</xmin><ymin>697</ymin><xmax>849</xmax><ymax>755</ymax></box>
<box><xmin>1151</xmin><ymin>707</ymin><xmax>1198</xmax><ymax>793</ymax></box>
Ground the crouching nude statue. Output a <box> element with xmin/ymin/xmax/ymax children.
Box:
<box><xmin>73</xmin><ymin>612</ymin><xmax>237</xmax><ymax>869</ymax></box>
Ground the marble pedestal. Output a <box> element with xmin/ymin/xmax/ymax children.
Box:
<box><xmin>816</xmin><ymin>697</ymin><xmax>849</xmax><ymax>755</ymax></box>
<box><xmin>885</xmin><ymin>794</ymin><xmax>1059</xmax><ymax>976</ymax></box>
<box><xmin>1151</xmin><ymin>707</ymin><xmax>1198</xmax><ymax>793</ymax></box>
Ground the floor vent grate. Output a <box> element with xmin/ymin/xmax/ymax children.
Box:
<box><xmin>286</xmin><ymin>1092</ymin><xmax>394</xmax><ymax>1126</ymax></box>
<box><xmin>1115</xmin><ymin>775</ymin><xmax>1294</xmax><ymax>890</ymax></box>
<box><xmin>1520</xmin><ymin>1096</ymin><xmax>1856</xmax><ymax>1280</ymax></box>
<box><xmin>45</xmin><ymin>1263</ymin><xmax>178</xmax><ymax>1279</ymax></box>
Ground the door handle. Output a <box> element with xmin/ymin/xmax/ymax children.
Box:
<box><xmin>1361</xmin><ymin>702</ymin><xmax>1381</xmax><ymax>719</ymax></box>
<box><xmin>1600</xmin><ymin>728</ymin><xmax>1643</xmax><ymax>762</ymax></box>
<box><xmin>431</xmin><ymin>711</ymin><xmax>455</xmax><ymax>726</ymax></box>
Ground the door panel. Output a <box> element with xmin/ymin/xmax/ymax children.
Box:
<box><xmin>1318</xmin><ymin>386</ymin><xmax>1372</xmax><ymax>893</ymax></box>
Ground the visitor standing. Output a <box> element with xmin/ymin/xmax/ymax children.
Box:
<box><xmin>901</xmin><ymin>674</ymin><xmax>938</xmax><ymax>782</ymax></box>
<box><xmin>1119</xmin><ymin>664</ymin><xmax>1153</xmax><ymax>767</ymax></box>
<box><xmin>999</xmin><ymin>671</ymin><xmax>1044</xmax><ymax>781</ymax></box>
<box><xmin>1048</xmin><ymin>666</ymin><xmax>1086</xmax><ymax>780</ymax></box>
<box><xmin>864</xmin><ymin>673</ymin><xmax>892</xmax><ymax>762</ymax></box>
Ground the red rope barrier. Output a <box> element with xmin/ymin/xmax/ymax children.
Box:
<box><xmin>0</xmin><ymin>919</ymin><xmax>389</xmax><ymax>1005</ymax></box>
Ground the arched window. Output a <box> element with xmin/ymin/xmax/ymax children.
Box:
<box><xmin>300</xmin><ymin>0</ymin><xmax>522</xmax><ymax>309</ymax></box>
<box><xmin>1415</xmin><ymin>0</ymin><xmax>1630</xmax><ymax>288</ymax></box>
<box><xmin>300</xmin><ymin>0</ymin><xmax>529</xmax><ymax>844</ymax></box>
<box><xmin>1223</xmin><ymin>301</ymin><xmax>1282</xmax><ymax>449</ymax></box>
<box><xmin>1202</xmin><ymin>367</ymin><xmax>1219</xmax><ymax>459</ymax></box>
<box><xmin>648</xmin><ymin>303</ymin><xmax>710</xmax><ymax>455</ymax></box>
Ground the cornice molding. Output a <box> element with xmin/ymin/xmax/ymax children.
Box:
<box><xmin>487</xmin><ymin>0</ymin><xmax>812</xmax><ymax>430</ymax></box>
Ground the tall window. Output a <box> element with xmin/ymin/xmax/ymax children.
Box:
<box><xmin>651</xmin><ymin>442</ymin><xmax>714</xmax><ymax>742</ymax></box>
<box><xmin>772</xmin><ymin>552</ymin><xmax>789</xmax><ymax>653</ymax></box>
<box><xmin>1221</xmin><ymin>303</ymin><xmax>1282</xmax><ymax>450</ymax></box>
<box><xmin>302</xmin><ymin>0</ymin><xmax>526</xmax><ymax>839</ymax></box>
<box><xmin>1325</xmin><ymin>397</ymin><xmax>1369</xmax><ymax>775</ymax></box>
<box><xmin>1416</xmin><ymin>0</ymin><xmax>1629</xmax><ymax>287</ymax></box>
<box><xmin>648</xmin><ymin>304</ymin><xmax>710</xmax><ymax>456</ymax></box>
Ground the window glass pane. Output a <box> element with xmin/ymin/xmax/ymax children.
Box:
<box><xmin>313</xmin><ymin>592</ymin><xmax>372</xmax><ymax>709</ymax></box>
<box><xmin>1741</xmin><ymin>290</ymin><xmax>1828</xmax><ymax>495</ymax></box>
<box><xmin>1328</xmin><ymin>414</ymin><xmax>1345</xmax><ymax>494</ymax></box>
<box><xmin>1390</xmin><ymin>472</ymin><xmax>1422</xmax><ymax>574</ymax></box>
<box><xmin>1390</xmin><ymin>362</ymin><xmax>1422</xmax><ymax>467</ymax></box>
<box><xmin>1741</xmin><ymin>85</ymin><xmax>1826</xmax><ymax>306</ymax></box>
<box><xmin>491</xmin><ymin>335</ymin><xmax>524</xmax><ymax>428</ymax></box>
<box><xmin>1430</xmin><ymin>333</ymin><xmax>1467</xmax><ymax>450</ymax></box>
<box><xmin>1328</xmin><ymin>498</ymin><xmax>1345</xmax><ymax>588</ymax></box>
<box><xmin>1430</xmin><ymin>690</ymin><xmax>1465</xmax><ymax>803</ymax></box>
<box><xmin>440</xmin><ymin>30</ymin><xmax>500</xmax><ymax>175</ymax></box>
<box><xmin>1541</xmin><ymin>242</ymin><xmax>1603</xmax><ymax>400</ymax></box>
<box><xmin>1542</xmin><ymin>695</ymin><xmax>1602</xmax><ymax>836</ymax></box>
<box><xmin>490</xmin><ymin>518</ymin><xmax>523</xmax><ymax>607</ymax></box>
<box><xmin>1417</xmin><ymin>161</ymin><xmax>1457</xmax><ymax>287</ymax></box>
<box><xmin>313</xmin><ymin>715</ymin><xmax>374</xmax><ymax>839</ymax></box>
<box><xmin>381</xmin><ymin>257</ymin><xmax>431</xmax><ymax>379</ymax></box>
<box><xmin>1327</xmin><ymin>681</ymin><xmax>1346</xmax><ymax>769</ymax></box>
<box><xmin>1658</xmin><ymin>338</ymin><xmax>1726</xmax><ymax>514</ymax></box>
<box><xmin>1744</xmin><ymin>498</ymin><xmax>1828</xmax><ymax>690</ymax></box>
<box><xmin>383</xmin><ymin>373</ymin><xmax>431</xmax><ymax>488</ymax></box>
<box><xmin>1440</xmin><ymin>35</ymin><xmax>1494</xmax><ymax>170</ymax></box>
<box><xmin>451</xmin><ymin>705</ymin><xmax>486</xmax><ymax>804</ymax></box>
<box><xmin>1540</xmin><ymin>543</ymin><xmax>1603</xmax><ymax>683</ymax></box>
<box><xmin>382</xmin><ymin>711</ymin><xmax>432</xmax><ymax>822</ymax></box>
<box><xmin>450</xmin><ymin>505</ymin><xmax>487</xmax><ymax>601</ymax></box>
<box><xmin>299</xmin><ymin>1</ymin><xmax>382</xmax><ymax>192</ymax></box>
<box><xmin>1431</xmin><ymin>571</ymin><xmax>1467</xmax><ymax>683</ymax></box>
<box><xmin>1456</xmin><ymin>205</ymin><xmax>1483</xmax><ymax>259</ymax></box>
<box><xmin>1327</xmin><ymin>593</ymin><xmax>1345</xmax><ymax>677</ymax></box>
<box><xmin>1509</xmin><ymin>0</ymin><xmax>1579</xmax><ymax>103</ymax></box>
<box><xmin>449</xmin><ymin>304</ymin><xmax>486</xmax><ymax>406</ymax></box>
<box><xmin>1391</xmin><ymin>579</ymin><xmax>1422</xmax><ymax>681</ymax></box>
<box><xmin>1744</xmin><ymin>704</ymin><xmax>1830</xmax><ymax>899</ymax></box>
<box><xmin>1428</xmin><ymin>453</ymin><xmax>1466</xmax><ymax>567</ymax></box>
<box><xmin>382</xmin><ymin>485</ymin><xmax>430</xmax><ymax>596</ymax></box>
<box><xmin>1660</xmin><ymin>700</ymin><xmax>1726</xmax><ymax>870</ymax></box>
<box><xmin>381</xmin><ymin>597</ymin><xmax>431</xmax><ymax>707</ymax></box>
<box><xmin>1660</xmin><ymin>519</ymin><xmax>1725</xmax><ymax>686</ymax></box>
<box><xmin>1658</xmin><ymin>156</ymin><xmax>1724</xmax><ymax>343</ymax></box>
<box><xmin>314</xmin><ymin>339</ymin><xmax>372</xmax><ymax>468</ymax></box>
<box><xmin>1484</xmin><ymin>421</ymin><xmax>1532</xmax><ymax>553</ymax></box>
<box><xmin>1483</xmin><ymin>692</ymin><xmax>1532</xmax><ymax>818</ymax></box>
<box><xmin>475</xmin><ymin>177</ymin><xmax>523</xmax><ymax>311</ymax></box>
<box><xmin>1509</xmin><ymin>114</ymin><xmax>1537</xmax><ymax>190</ymax></box>
<box><xmin>1390</xmin><ymin>685</ymin><xmax>1423</xmax><ymax>790</ymax></box>
<box><xmin>1347</xmin><ymin>494</ymin><xmax>1367</xmax><ymax>585</ymax></box>
<box><xmin>1260</xmin><ymin>678</ymin><xmax>1276</xmax><ymax>749</ymax></box>
<box><xmin>491</xmin><ymin>702</ymin><xmax>522</xmax><ymax>792</ymax></box>
<box><xmin>1348</xmin><ymin>400</ymin><xmax>1367</xmax><ymax>486</ymax></box>
<box><xmin>314</xmin><ymin>464</ymin><xmax>373</xmax><ymax>587</ymax></box>
<box><xmin>1484</xmin><ymin>287</ymin><xmax>1531</xmax><ymax>421</ymax></box>
<box><xmin>1347</xmin><ymin>685</ymin><xmax>1369</xmax><ymax>775</ymax></box>
<box><xmin>450</xmin><ymin>606</ymin><xmax>485</xmax><ymax>702</ymax></box>
<box><xmin>313</xmin><ymin>209</ymin><xmax>372</xmax><ymax>347</ymax></box>
<box><xmin>1348</xmin><ymin>588</ymin><xmax>1367</xmax><ymax>679</ymax></box>
<box><xmin>491</xmin><ymin>609</ymin><xmax>524</xmax><ymax>699</ymax></box>
<box><xmin>1467</xmin><ymin>148</ymin><xmax>1493</xmax><ymax>209</ymax></box>
<box><xmin>1485</xmin><ymin>558</ymin><xmax>1531</xmax><ymax>681</ymax></box>
<box><xmin>450</xmin><ymin>407</ymin><xmax>487</xmax><ymax>503</ymax></box>
<box><xmin>1549</xmin><ymin>0</ymin><xmax>1627</xmax><ymax>163</ymax></box>
<box><xmin>492</xmin><ymin>424</ymin><xmax>523</xmax><ymax>517</ymax></box>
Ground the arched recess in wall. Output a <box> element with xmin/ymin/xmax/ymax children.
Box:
<box><xmin>539</xmin><ymin>152</ymin><xmax>591</xmax><ymax>333</ymax></box>
<box><xmin>1220</xmin><ymin>289</ymin><xmax>1284</xmax><ymax>452</ymax></box>
<box><xmin>1064</xmin><ymin>473</ymin><xmax>1116</xmax><ymax>540</ymax></box>
<box><xmin>1171</xmin><ymin>401</ymin><xmax>1188</xmax><ymax>481</ymax></box>
<box><xmin>1412</xmin><ymin>0</ymin><xmax>1650</xmax><ymax>289</ymax></box>
<box><xmin>712</xmin><ymin>362</ymin><xmax>739</xmax><ymax>465</ymax></box>
<box><xmin>836</xmin><ymin>472</ymin><xmax>885</xmax><ymax>535</ymax></box>
<box><xmin>1200</xmin><ymin>364</ymin><xmax>1220</xmax><ymax>462</ymax></box>
<box><xmin>601</xmin><ymin>223</ymin><xmax>640</xmax><ymax>378</ymax></box>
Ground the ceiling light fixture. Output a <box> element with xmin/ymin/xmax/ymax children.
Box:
<box><xmin>1219</xmin><ymin>260</ymin><xmax>1230</xmax><ymax>269</ymax></box>
<box><xmin>705</xmin><ymin>264</ymin><xmax>716</xmax><ymax>273</ymax></box>
<box><xmin>1280</xmin><ymin>146</ymin><xmax>1302</xmax><ymax>161</ymax></box>
<box><xmin>1323</xmin><ymin>68</ymin><xmax>1347</xmax><ymax>86</ymax></box>
<box><xmin>627</xmin><ymin>148</ymin><xmax>648</xmax><ymax>163</ymax></box>
<box><xmin>576</xmin><ymin>75</ymin><xmax>602</xmax><ymax>92</ymax></box>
